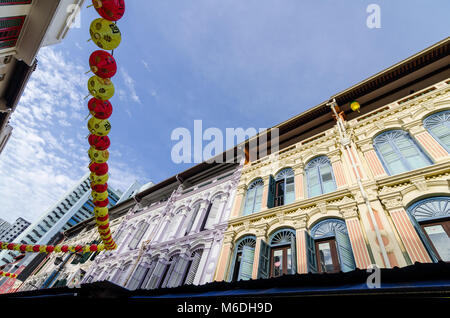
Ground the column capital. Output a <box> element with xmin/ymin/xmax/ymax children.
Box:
<box><xmin>328</xmin><ymin>149</ymin><xmax>342</xmax><ymax>163</ymax></box>
<box><xmin>340</xmin><ymin>205</ymin><xmax>359</xmax><ymax>219</ymax></box>
<box><xmin>254</xmin><ymin>223</ymin><xmax>269</xmax><ymax>238</ymax></box>
<box><xmin>381</xmin><ymin>194</ymin><xmax>404</xmax><ymax>211</ymax></box>
<box><xmin>292</xmin><ymin>214</ymin><xmax>308</xmax><ymax>229</ymax></box>
<box><xmin>403</xmin><ymin>120</ymin><xmax>426</xmax><ymax>135</ymax></box>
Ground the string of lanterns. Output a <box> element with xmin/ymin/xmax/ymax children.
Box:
<box><xmin>0</xmin><ymin>0</ymin><xmax>125</xmax><ymax>279</ymax></box>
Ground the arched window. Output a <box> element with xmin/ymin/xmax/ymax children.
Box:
<box><xmin>128</xmin><ymin>222</ymin><xmax>149</xmax><ymax>249</ymax></box>
<box><xmin>423</xmin><ymin>110</ymin><xmax>450</xmax><ymax>153</ymax></box>
<box><xmin>243</xmin><ymin>179</ymin><xmax>264</xmax><ymax>216</ymax></box>
<box><xmin>272</xmin><ymin>168</ymin><xmax>295</xmax><ymax>207</ymax></box>
<box><xmin>305</xmin><ymin>156</ymin><xmax>336</xmax><ymax>197</ymax></box>
<box><xmin>267</xmin><ymin>229</ymin><xmax>296</xmax><ymax>277</ymax></box>
<box><xmin>183</xmin><ymin>249</ymin><xmax>203</xmax><ymax>285</ymax></box>
<box><xmin>229</xmin><ymin>236</ymin><xmax>256</xmax><ymax>282</ymax></box>
<box><xmin>202</xmin><ymin>196</ymin><xmax>222</xmax><ymax>230</ymax></box>
<box><xmin>307</xmin><ymin>219</ymin><xmax>356</xmax><ymax>273</ymax></box>
<box><xmin>166</xmin><ymin>209</ymin><xmax>184</xmax><ymax>240</ymax></box>
<box><xmin>184</xmin><ymin>204</ymin><xmax>201</xmax><ymax>235</ymax></box>
<box><xmin>407</xmin><ymin>197</ymin><xmax>450</xmax><ymax>262</ymax></box>
<box><xmin>373</xmin><ymin>130</ymin><xmax>432</xmax><ymax>176</ymax></box>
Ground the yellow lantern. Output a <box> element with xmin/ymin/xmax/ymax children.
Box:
<box><xmin>89</xmin><ymin>18</ymin><xmax>122</xmax><ymax>50</ymax></box>
<box><xmin>92</xmin><ymin>190</ymin><xmax>109</xmax><ymax>201</ymax></box>
<box><xmin>90</xmin><ymin>172</ymin><xmax>109</xmax><ymax>185</ymax></box>
<box><xmin>350</xmin><ymin>101</ymin><xmax>360</xmax><ymax>113</ymax></box>
<box><xmin>88</xmin><ymin>75</ymin><xmax>115</xmax><ymax>100</ymax></box>
<box><xmin>94</xmin><ymin>206</ymin><xmax>109</xmax><ymax>217</ymax></box>
<box><xmin>88</xmin><ymin>147</ymin><xmax>109</xmax><ymax>164</ymax></box>
<box><xmin>88</xmin><ymin>117</ymin><xmax>111</xmax><ymax>136</ymax></box>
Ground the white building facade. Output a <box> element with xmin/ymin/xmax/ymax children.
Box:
<box><xmin>83</xmin><ymin>162</ymin><xmax>243</xmax><ymax>290</ymax></box>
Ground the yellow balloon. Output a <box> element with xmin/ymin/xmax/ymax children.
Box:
<box><xmin>88</xmin><ymin>147</ymin><xmax>110</xmax><ymax>164</ymax></box>
<box><xmin>94</xmin><ymin>206</ymin><xmax>109</xmax><ymax>217</ymax></box>
<box><xmin>92</xmin><ymin>190</ymin><xmax>108</xmax><ymax>201</ymax></box>
<box><xmin>89</xmin><ymin>18</ymin><xmax>122</xmax><ymax>50</ymax></box>
<box><xmin>87</xmin><ymin>117</ymin><xmax>111</xmax><ymax>136</ymax></box>
<box><xmin>88</xmin><ymin>75</ymin><xmax>115</xmax><ymax>100</ymax></box>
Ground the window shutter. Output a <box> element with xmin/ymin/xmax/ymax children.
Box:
<box><xmin>407</xmin><ymin>212</ymin><xmax>439</xmax><ymax>263</ymax></box>
<box><xmin>126</xmin><ymin>264</ymin><xmax>146</xmax><ymax>290</ymax></box>
<box><xmin>161</xmin><ymin>256</ymin><xmax>178</xmax><ymax>288</ymax></box>
<box><xmin>237</xmin><ymin>245</ymin><xmax>254</xmax><ymax>281</ymax></box>
<box><xmin>184</xmin><ymin>251</ymin><xmax>203</xmax><ymax>285</ymax></box>
<box><xmin>243</xmin><ymin>188</ymin><xmax>255</xmax><ymax>216</ymax></box>
<box><xmin>305</xmin><ymin>231</ymin><xmax>317</xmax><ymax>273</ymax></box>
<box><xmin>184</xmin><ymin>205</ymin><xmax>200</xmax><ymax>235</ymax></box>
<box><xmin>290</xmin><ymin>234</ymin><xmax>297</xmax><ymax>274</ymax></box>
<box><xmin>141</xmin><ymin>260</ymin><xmax>157</xmax><ymax>289</ymax></box>
<box><xmin>170</xmin><ymin>257</ymin><xmax>190</xmax><ymax>288</ymax></box>
<box><xmin>257</xmin><ymin>240</ymin><xmax>270</xmax><ymax>279</ymax></box>
<box><xmin>267</xmin><ymin>175</ymin><xmax>275</xmax><ymax>209</ymax></box>
<box><xmin>284</xmin><ymin>176</ymin><xmax>295</xmax><ymax>204</ymax></box>
<box><xmin>205</xmin><ymin>199</ymin><xmax>221</xmax><ymax>230</ymax></box>
<box><xmin>335</xmin><ymin>230</ymin><xmax>356</xmax><ymax>272</ymax></box>
<box><xmin>147</xmin><ymin>261</ymin><xmax>167</xmax><ymax>289</ymax></box>
<box><xmin>254</xmin><ymin>183</ymin><xmax>263</xmax><ymax>212</ymax></box>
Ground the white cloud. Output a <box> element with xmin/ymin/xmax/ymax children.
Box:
<box><xmin>0</xmin><ymin>47</ymin><xmax>146</xmax><ymax>225</ymax></box>
<box><xmin>120</xmin><ymin>67</ymin><xmax>141</xmax><ymax>104</ymax></box>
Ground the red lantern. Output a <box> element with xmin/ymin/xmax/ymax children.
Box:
<box><xmin>32</xmin><ymin>245</ymin><xmax>40</xmax><ymax>253</ymax></box>
<box><xmin>88</xmin><ymin>134</ymin><xmax>111</xmax><ymax>151</ymax></box>
<box><xmin>46</xmin><ymin>246</ymin><xmax>54</xmax><ymax>253</ymax></box>
<box><xmin>19</xmin><ymin>245</ymin><xmax>27</xmax><ymax>252</ymax></box>
<box><xmin>7</xmin><ymin>243</ymin><xmax>14</xmax><ymax>250</ymax></box>
<box><xmin>75</xmin><ymin>245</ymin><xmax>83</xmax><ymax>252</ymax></box>
<box><xmin>91</xmin><ymin>183</ymin><xmax>108</xmax><ymax>193</ymax></box>
<box><xmin>98</xmin><ymin>224</ymin><xmax>109</xmax><ymax>230</ymax></box>
<box><xmin>88</xmin><ymin>98</ymin><xmax>113</xmax><ymax>120</ymax></box>
<box><xmin>96</xmin><ymin>215</ymin><xmax>109</xmax><ymax>222</ymax></box>
<box><xmin>89</xmin><ymin>162</ymin><xmax>109</xmax><ymax>175</ymax></box>
<box><xmin>94</xmin><ymin>198</ymin><xmax>109</xmax><ymax>207</ymax></box>
<box><xmin>90</xmin><ymin>244</ymin><xmax>98</xmax><ymax>252</ymax></box>
<box><xmin>92</xmin><ymin>0</ymin><xmax>125</xmax><ymax>21</ymax></box>
<box><xmin>89</xmin><ymin>50</ymin><xmax>117</xmax><ymax>78</ymax></box>
<box><xmin>61</xmin><ymin>245</ymin><xmax>69</xmax><ymax>253</ymax></box>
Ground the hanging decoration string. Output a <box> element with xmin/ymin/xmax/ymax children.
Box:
<box><xmin>0</xmin><ymin>0</ymin><xmax>126</xmax><ymax>279</ymax></box>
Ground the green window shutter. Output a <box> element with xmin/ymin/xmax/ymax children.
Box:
<box><xmin>267</xmin><ymin>175</ymin><xmax>275</xmax><ymax>209</ymax></box>
<box><xmin>335</xmin><ymin>230</ymin><xmax>356</xmax><ymax>272</ymax></box>
<box><xmin>237</xmin><ymin>245</ymin><xmax>254</xmax><ymax>281</ymax></box>
<box><xmin>243</xmin><ymin>188</ymin><xmax>255</xmax><ymax>216</ymax></box>
<box><xmin>290</xmin><ymin>234</ymin><xmax>297</xmax><ymax>274</ymax></box>
<box><xmin>257</xmin><ymin>240</ymin><xmax>270</xmax><ymax>279</ymax></box>
<box><xmin>305</xmin><ymin>231</ymin><xmax>317</xmax><ymax>273</ymax></box>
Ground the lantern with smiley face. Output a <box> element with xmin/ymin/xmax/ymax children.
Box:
<box><xmin>89</xmin><ymin>18</ymin><xmax>121</xmax><ymax>50</ymax></box>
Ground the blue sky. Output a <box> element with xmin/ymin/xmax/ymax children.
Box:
<box><xmin>0</xmin><ymin>0</ymin><xmax>449</xmax><ymax>224</ymax></box>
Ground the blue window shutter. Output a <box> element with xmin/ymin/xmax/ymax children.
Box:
<box><xmin>254</xmin><ymin>183</ymin><xmax>263</xmax><ymax>212</ymax></box>
<box><xmin>290</xmin><ymin>234</ymin><xmax>297</xmax><ymax>274</ymax></box>
<box><xmin>243</xmin><ymin>188</ymin><xmax>254</xmax><ymax>216</ymax></box>
<box><xmin>285</xmin><ymin>175</ymin><xmax>295</xmax><ymax>204</ymax></box>
<box><xmin>305</xmin><ymin>231</ymin><xmax>317</xmax><ymax>273</ymax></box>
<box><xmin>257</xmin><ymin>240</ymin><xmax>270</xmax><ymax>279</ymax></box>
<box><xmin>335</xmin><ymin>230</ymin><xmax>356</xmax><ymax>272</ymax></box>
<box><xmin>267</xmin><ymin>175</ymin><xmax>275</xmax><ymax>209</ymax></box>
<box><xmin>237</xmin><ymin>245</ymin><xmax>254</xmax><ymax>281</ymax></box>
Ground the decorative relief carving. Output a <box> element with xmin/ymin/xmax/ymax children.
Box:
<box><xmin>381</xmin><ymin>196</ymin><xmax>403</xmax><ymax>210</ymax></box>
<box><xmin>411</xmin><ymin>176</ymin><xmax>428</xmax><ymax>192</ymax></box>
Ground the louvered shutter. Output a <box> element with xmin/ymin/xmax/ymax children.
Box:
<box><xmin>290</xmin><ymin>234</ymin><xmax>297</xmax><ymax>274</ymax></box>
<box><xmin>254</xmin><ymin>183</ymin><xmax>263</xmax><ymax>212</ymax></box>
<box><xmin>205</xmin><ymin>200</ymin><xmax>220</xmax><ymax>230</ymax></box>
<box><xmin>146</xmin><ymin>261</ymin><xmax>167</xmax><ymax>289</ymax></box>
<box><xmin>169</xmin><ymin>257</ymin><xmax>190</xmax><ymax>288</ymax></box>
<box><xmin>161</xmin><ymin>256</ymin><xmax>178</xmax><ymax>288</ymax></box>
<box><xmin>127</xmin><ymin>264</ymin><xmax>146</xmax><ymax>290</ymax></box>
<box><xmin>267</xmin><ymin>175</ymin><xmax>275</xmax><ymax>209</ymax></box>
<box><xmin>243</xmin><ymin>188</ymin><xmax>254</xmax><ymax>216</ymax></box>
<box><xmin>141</xmin><ymin>261</ymin><xmax>157</xmax><ymax>289</ymax></box>
<box><xmin>408</xmin><ymin>213</ymin><xmax>438</xmax><ymax>262</ymax></box>
<box><xmin>184</xmin><ymin>205</ymin><xmax>199</xmax><ymax>235</ymax></box>
<box><xmin>184</xmin><ymin>251</ymin><xmax>203</xmax><ymax>285</ymax></box>
<box><xmin>335</xmin><ymin>230</ymin><xmax>356</xmax><ymax>272</ymax></box>
<box><xmin>257</xmin><ymin>240</ymin><xmax>270</xmax><ymax>279</ymax></box>
<box><xmin>237</xmin><ymin>245</ymin><xmax>254</xmax><ymax>281</ymax></box>
<box><xmin>285</xmin><ymin>175</ymin><xmax>295</xmax><ymax>204</ymax></box>
<box><xmin>305</xmin><ymin>231</ymin><xmax>317</xmax><ymax>273</ymax></box>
